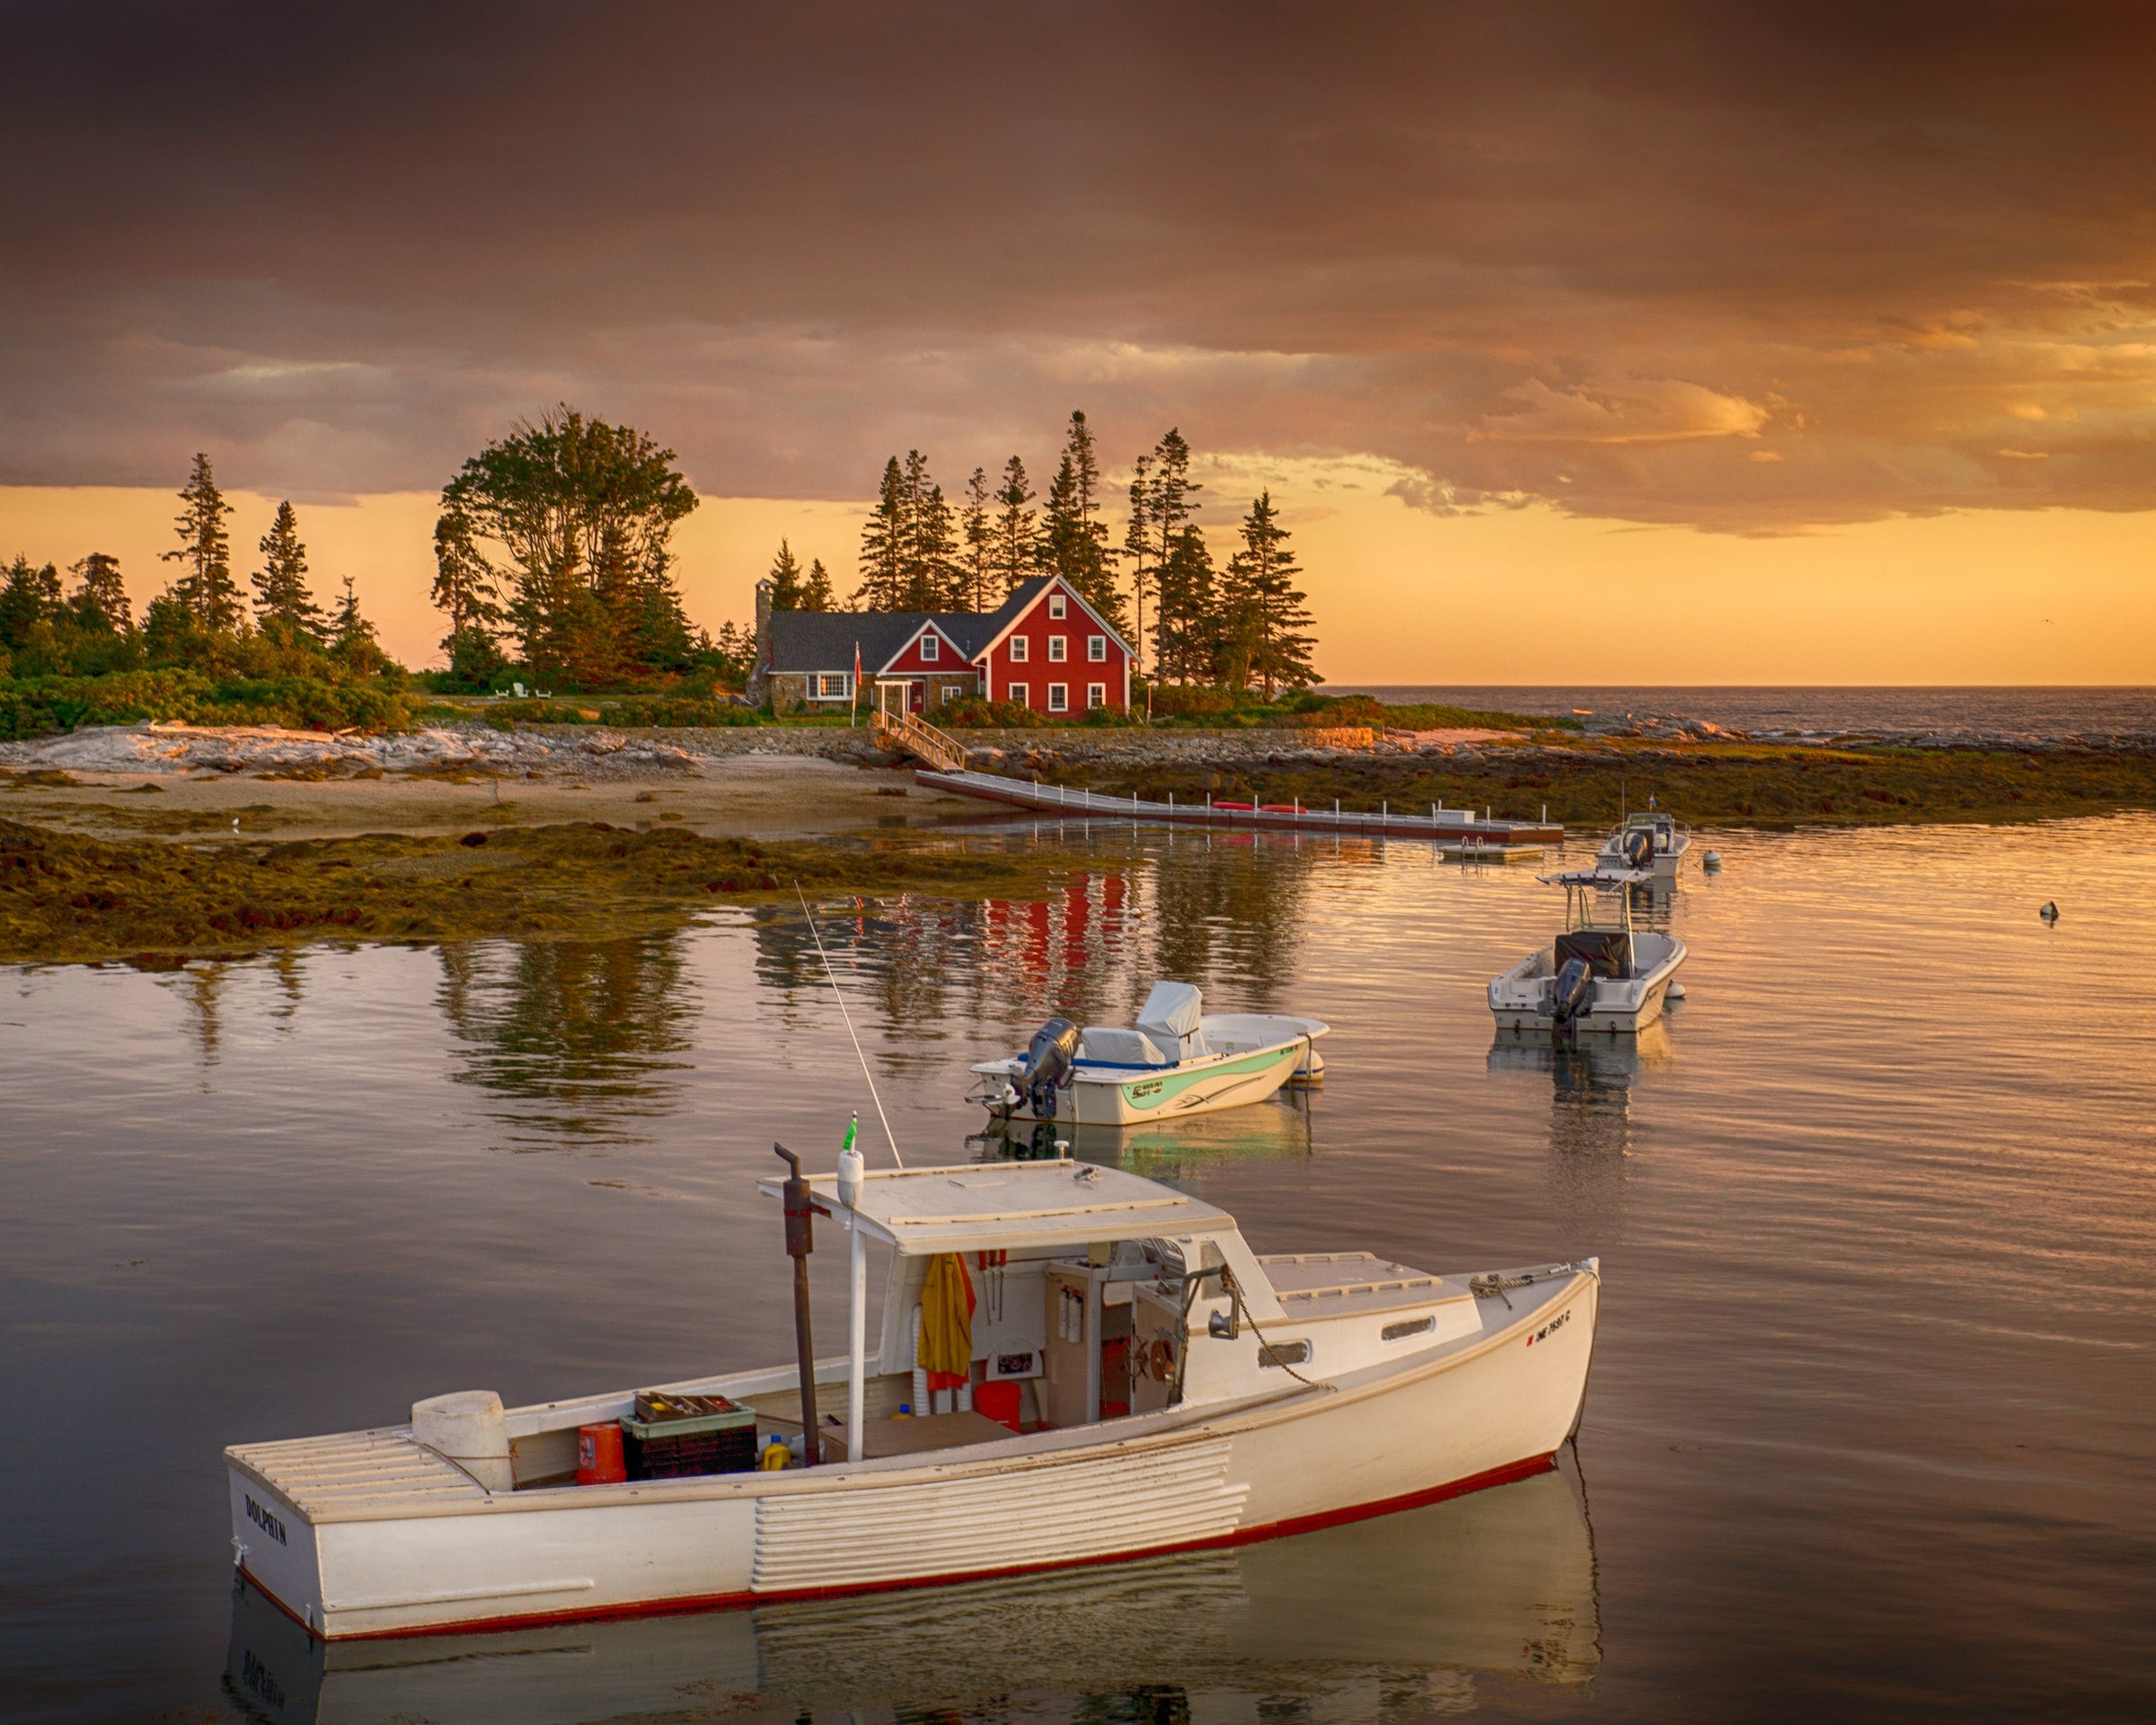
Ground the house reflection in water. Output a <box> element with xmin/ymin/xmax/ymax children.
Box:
<box><xmin>754</xmin><ymin>834</ymin><xmax>1324</xmax><ymax>1066</ymax></box>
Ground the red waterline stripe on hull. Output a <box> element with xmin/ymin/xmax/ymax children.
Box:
<box><xmin>287</xmin><ymin>1450</ymin><xmax>1558</xmax><ymax>1642</ymax></box>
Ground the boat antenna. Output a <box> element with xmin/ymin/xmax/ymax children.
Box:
<box><xmin>794</xmin><ymin>884</ymin><xmax>905</xmax><ymax>1169</ymax></box>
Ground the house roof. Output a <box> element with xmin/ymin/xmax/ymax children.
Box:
<box><xmin>764</xmin><ymin>578</ymin><xmax>1131</xmax><ymax>674</ymax></box>
<box><xmin>765</xmin><ymin>610</ymin><xmax>971</xmax><ymax>675</ymax></box>
<box><xmin>755</xmin><ymin>1158</ymin><xmax>1234</xmax><ymax>1254</ymax></box>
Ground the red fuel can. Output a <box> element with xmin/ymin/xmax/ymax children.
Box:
<box><xmin>577</xmin><ymin>1421</ymin><xmax>626</xmax><ymax>1485</ymax></box>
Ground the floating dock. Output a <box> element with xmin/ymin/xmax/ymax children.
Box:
<box><xmin>915</xmin><ymin>767</ymin><xmax>1563</xmax><ymax>848</ymax></box>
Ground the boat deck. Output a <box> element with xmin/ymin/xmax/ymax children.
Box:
<box><xmin>1257</xmin><ymin>1252</ymin><xmax>1476</xmax><ymax>1319</ymax></box>
<box><xmin>229</xmin><ymin>1427</ymin><xmax>488</xmax><ymax>1518</ymax></box>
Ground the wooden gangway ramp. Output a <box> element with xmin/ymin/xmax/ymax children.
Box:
<box><xmin>916</xmin><ymin>765</ymin><xmax>1561</xmax><ymax>847</ymax></box>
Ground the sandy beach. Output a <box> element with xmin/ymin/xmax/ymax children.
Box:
<box><xmin>1</xmin><ymin>751</ymin><xmax>983</xmax><ymax>843</ymax></box>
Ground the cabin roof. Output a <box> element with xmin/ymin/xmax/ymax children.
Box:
<box><xmin>756</xmin><ymin>1158</ymin><xmax>1233</xmax><ymax>1254</ymax></box>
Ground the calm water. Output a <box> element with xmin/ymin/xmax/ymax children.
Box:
<box><xmin>1341</xmin><ymin>685</ymin><xmax>2156</xmax><ymax>739</ymax></box>
<box><xmin>4</xmin><ymin>816</ymin><xmax>2156</xmax><ymax>1722</ymax></box>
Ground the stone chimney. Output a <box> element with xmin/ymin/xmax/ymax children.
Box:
<box><xmin>748</xmin><ymin>578</ymin><xmax>774</xmax><ymax>703</ymax></box>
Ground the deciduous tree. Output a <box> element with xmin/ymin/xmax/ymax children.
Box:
<box><xmin>431</xmin><ymin>406</ymin><xmax>699</xmax><ymax>687</ymax></box>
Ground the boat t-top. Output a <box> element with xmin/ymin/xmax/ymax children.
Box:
<box><xmin>970</xmin><ymin>981</ymin><xmax>1328</xmax><ymax>1127</ymax></box>
<box><xmin>1595</xmin><ymin>810</ymin><xmax>1690</xmax><ymax>880</ymax></box>
<box><xmin>224</xmin><ymin>1154</ymin><xmax>1598</xmax><ymax>1640</ymax></box>
<box><xmin>1488</xmin><ymin>866</ymin><xmax>1688</xmax><ymax>1033</ymax></box>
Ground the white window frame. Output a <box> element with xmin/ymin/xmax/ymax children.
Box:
<box><xmin>1047</xmin><ymin>634</ymin><xmax>1067</xmax><ymax>662</ymax></box>
<box><xmin>919</xmin><ymin>633</ymin><xmax>940</xmax><ymax>662</ymax></box>
<box><xmin>1008</xmin><ymin>635</ymin><xmax>1029</xmax><ymax>663</ymax></box>
<box><xmin>1088</xmin><ymin>634</ymin><xmax>1107</xmax><ymax>662</ymax></box>
<box><xmin>1007</xmin><ymin>681</ymin><xmax>1029</xmax><ymax>707</ymax></box>
<box><xmin>812</xmin><ymin>672</ymin><xmax>853</xmax><ymax>701</ymax></box>
<box><xmin>1048</xmin><ymin>592</ymin><xmax>1067</xmax><ymax>619</ymax></box>
<box><xmin>1047</xmin><ymin>682</ymin><xmax>1069</xmax><ymax>713</ymax></box>
<box><xmin>1087</xmin><ymin>682</ymin><xmax>1107</xmax><ymax>709</ymax></box>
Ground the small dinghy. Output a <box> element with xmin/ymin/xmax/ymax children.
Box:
<box><xmin>1488</xmin><ymin>867</ymin><xmax>1687</xmax><ymax>1033</ymax></box>
<box><xmin>224</xmin><ymin>1156</ymin><xmax>1597</xmax><ymax>1641</ymax></box>
<box><xmin>970</xmin><ymin>981</ymin><xmax>1328</xmax><ymax>1127</ymax></box>
<box><xmin>1595</xmin><ymin>811</ymin><xmax>1691</xmax><ymax>880</ymax></box>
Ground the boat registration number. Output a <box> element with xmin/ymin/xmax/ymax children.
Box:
<box><xmin>1525</xmin><ymin>1309</ymin><xmax>1571</xmax><ymax>1348</ymax></box>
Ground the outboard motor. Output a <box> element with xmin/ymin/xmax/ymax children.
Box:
<box><xmin>1621</xmin><ymin>827</ymin><xmax>1654</xmax><ymax>870</ymax></box>
<box><xmin>1550</xmin><ymin>957</ymin><xmax>1595</xmax><ymax>1029</ymax></box>
<box><xmin>1019</xmin><ymin>1016</ymin><xmax>1079</xmax><ymax>1119</ymax></box>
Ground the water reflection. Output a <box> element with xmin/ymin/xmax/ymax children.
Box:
<box><xmin>979</xmin><ymin>1092</ymin><xmax>1319</xmax><ymax>1175</ymax></box>
<box><xmin>436</xmin><ymin>935</ymin><xmax>697</xmax><ymax>1146</ymax></box>
<box><xmin>1489</xmin><ymin>1021</ymin><xmax>1675</xmax><ymax>1174</ymax></box>
<box><xmin>222</xmin><ymin>1463</ymin><xmax>1598</xmax><ymax>1725</ymax></box>
<box><xmin>755</xmin><ymin>840</ymin><xmax>1319</xmax><ymax>1070</ymax></box>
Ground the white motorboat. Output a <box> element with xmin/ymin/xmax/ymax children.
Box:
<box><xmin>1595</xmin><ymin>810</ymin><xmax>1691</xmax><ymax>879</ymax></box>
<box><xmin>969</xmin><ymin>981</ymin><xmax>1329</xmax><ymax>1127</ymax></box>
<box><xmin>1488</xmin><ymin>867</ymin><xmax>1687</xmax><ymax>1033</ymax></box>
<box><xmin>225</xmin><ymin>1156</ymin><xmax>1599</xmax><ymax>1641</ymax></box>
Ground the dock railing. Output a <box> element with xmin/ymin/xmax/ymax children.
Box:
<box><xmin>870</xmin><ymin>707</ymin><xmax>969</xmax><ymax>773</ymax></box>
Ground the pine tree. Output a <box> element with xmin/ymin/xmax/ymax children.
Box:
<box><xmin>252</xmin><ymin>500</ymin><xmax>328</xmax><ymax>641</ymax></box>
<box><xmin>1153</xmin><ymin>526</ymin><xmax>1219</xmax><ymax>685</ymax></box>
<box><xmin>1037</xmin><ymin>412</ymin><xmax>1127</xmax><ymax>632</ymax></box>
<box><xmin>855</xmin><ymin>456</ymin><xmax>907</xmax><ymax>609</ymax></box>
<box><xmin>801</xmin><ymin>558</ymin><xmax>838</xmax><ymax>611</ymax></box>
<box><xmin>68</xmin><ymin>553</ymin><xmax>131</xmax><ymax>633</ymax></box>
<box><xmin>991</xmin><ymin>456</ymin><xmax>1036</xmax><ymax>594</ymax></box>
<box><xmin>901</xmin><ymin>452</ymin><xmax>960</xmax><ymax>610</ymax></box>
<box><xmin>0</xmin><ymin>556</ymin><xmax>64</xmax><ymax>650</ymax></box>
<box><xmin>1223</xmin><ymin>491</ymin><xmax>1318</xmax><ymax>696</ymax></box>
<box><xmin>431</xmin><ymin>502</ymin><xmax>507</xmax><ymax>684</ymax></box>
<box><xmin>1139</xmin><ymin>429</ymin><xmax>1202</xmax><ymax>677</ymax></box>
<box><xmin>1122</xmin><ymin>452</ymin><xmax>1155</xmax><ymax>676</ymax></box>
<box><xmin>960</xmin><ymin>466</ymin><xmax>994</xmax><ymax>610</ymax></box>
<box><xmin>767</xmin><ymin>540</ymin><xmax>810</xmax><ymax>609</ymax></box>
<box><xmin>159</xmin><ymin>452</ymin><xmax>243</xmax><ymax>632</ymax></box>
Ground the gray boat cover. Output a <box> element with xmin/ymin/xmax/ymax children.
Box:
<box><xmin>1136</xmin><ymin>980</ymin><xmax>1208</xmax><ymax>1060</ymax></box>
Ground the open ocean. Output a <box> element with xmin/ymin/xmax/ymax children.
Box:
<box><xmin>1334</xmin><ymin>686</ymin><xmax>2156</xmax><ymax>739</ymax></box>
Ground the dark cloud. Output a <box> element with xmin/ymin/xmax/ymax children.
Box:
<box><xmin>4</xmin><ymin>0</ymin><xmax>2154</xmax><ymax>527</ymax></box>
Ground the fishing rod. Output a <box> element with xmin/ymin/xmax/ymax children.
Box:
<box><xmin>793</xmin><ymin>883</ymin><xmax>905</xmax><ymax>1170</ymax></box>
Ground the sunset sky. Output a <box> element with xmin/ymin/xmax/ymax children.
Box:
<box><xmin>4</xmin><ymin>2</ymin><xmax>2152</xmax><ymax>681</ymax></box>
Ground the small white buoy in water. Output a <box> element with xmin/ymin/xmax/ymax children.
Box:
<box><xmin>2039</xmin><ymin>901</ymin><xmax>2060</xmax><ymax>923</ymax></box>
<box><xmin>1667</xmin><ymin>981</ymin><xmax>1688</xmax><ymax>1001</ymax></box>
<box><xmin>1702</xmin><ymin>849</ymin><xmax>1723</xmax><ymax>871</ymax></box>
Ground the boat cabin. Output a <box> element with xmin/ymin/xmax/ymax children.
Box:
<box><xmin>732</xmin><ymin>1158</ymin><xmax>1478</xmax><ymax>1465</ymax></box>
<box><xmin>293</xmin><ymin>1162</ymin><xmax>1485</xmax><ymax>1493</ymax></box>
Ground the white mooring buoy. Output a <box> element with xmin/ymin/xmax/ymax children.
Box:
<box><xmin>1702</xmin><ymin>849</ymin><xmax>1723</xmax><ymax>871</ymax></box>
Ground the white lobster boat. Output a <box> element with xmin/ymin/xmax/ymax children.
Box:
<box><xmin>225</xmin><ymin>1158</ymin><xmax>1598</xmax><ymax>1641</ymax></box>
<box><xmin>225</xmin><ymin>1459</ymin><xmax>1600</xmax><ymax>1718</ymax></box>
<box><xmin>1489</xmin><ymin>867</ymin><xmax>1687</xmax><ymax>1033</ymax></box>
<box><xmin>969</xmin><ymin>981</ymin><xmax>1329</xmax><ymax>1128</ymax></box>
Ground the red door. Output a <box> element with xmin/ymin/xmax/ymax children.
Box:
<box><xmin>909</xmin><ymin>680</ymin><xmax>924</xmax><ymax>712</ymax></box>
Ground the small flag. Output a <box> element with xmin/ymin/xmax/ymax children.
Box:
<box><xmin>843</xmin><ymin>1113</ymin><xmax>858</xmax><ymax>1153</ymax></box>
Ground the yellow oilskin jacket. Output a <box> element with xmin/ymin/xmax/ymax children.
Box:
<box><xmin>917</xmin><ymin>1252</ymin><xmax>976</xmax><ymax>1386</ymax></box>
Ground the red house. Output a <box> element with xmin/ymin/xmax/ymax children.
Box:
<box><xmin>754</xmin><ymin>576</ymin><xmax>1134</xmax><ymax>718</ymax></box>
